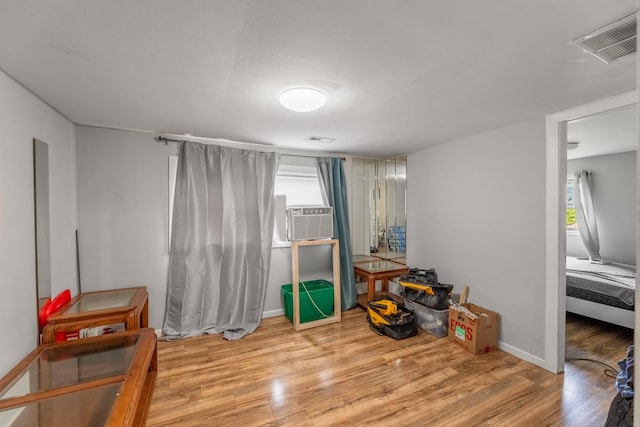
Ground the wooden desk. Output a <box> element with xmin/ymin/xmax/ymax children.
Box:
<box><xmin>42</xmin><ymin>287</ymin><xmax>148</xmax><ymax>344</ymax></box>
<box><xmin>354</xmin><ymin>260</ymin><xmax>409</xmax><ymax>307</ymax></box>
<box><xmin>0</xmin><ymin>328</ymin><xmax>157</xmax><ymax>427</ymax></box>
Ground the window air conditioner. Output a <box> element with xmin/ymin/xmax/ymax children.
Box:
<box><xmin>286</xmin><ymin>207</ymin><xmax>334</xmax><ymax>241</ymax></box>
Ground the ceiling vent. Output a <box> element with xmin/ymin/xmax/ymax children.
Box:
<box><xmin>571</xmin><ymin>12</ymin><xmax>637</xmax><ymax>63</ymax></box>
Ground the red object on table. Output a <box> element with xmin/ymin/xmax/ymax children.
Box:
<box><xmin>39</xmin><ymin>289</ymin><xmax>71</xmax><ymax>329</ymax></box>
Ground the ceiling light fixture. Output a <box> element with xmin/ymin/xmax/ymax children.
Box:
<box><xmin>279</xmin><ymin>87</ymin><xmax>326</xmax><ymax>112</ymax></box>
<box><xmin>567</xmin><ymin>141</ymin><xmax>580</xmax><ymax>150</ymax></box>
<box><xmin>306</xmin><ymin>136</ymin><xmax>335</xmax><ymax>143</ymax></box>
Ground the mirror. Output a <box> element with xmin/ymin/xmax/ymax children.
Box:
<box><xmin>34</xmin><ymin>138</ymin><xmax>51</xmax><ymax>308</ymax></box>
<box><xmin>352</xmin><ymin>156</ymin><xmax>407</xmax><ymax>263</ymax></box>
<box><xmin>374</xmin><ymin>157</ymin><xmax>406</xmax><ymax>263</ymax></box>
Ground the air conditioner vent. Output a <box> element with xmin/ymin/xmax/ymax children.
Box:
<box><xmin>571</xmin><ymin>13</ymin><xmax>636</xmax><ymax>63</ymax></box>
<box><xmin>286</xmin><ymin>207</ymin><xmax>333</xmax><ymax>241</ymax></box>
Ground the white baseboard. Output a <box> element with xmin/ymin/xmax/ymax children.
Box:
<box><xmin>498</xmin><ymin>340</ymin><xmax>546</xmax><ymax>369</ymax></box>
<box><xmin>262</xmin><ymin>308</ymin><xmax>285</xmax><ymax>318</ymax></box>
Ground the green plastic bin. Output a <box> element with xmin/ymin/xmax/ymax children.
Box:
<box><xmin>281</xmin><ymin>280</ymin><xmax>335</xmax><ymax>323</ymax></box>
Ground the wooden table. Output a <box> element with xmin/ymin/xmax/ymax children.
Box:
<box><xmin>42</xmin><ymin>287</ymin><xmax>148</xmax><ymax>344</ymax></box>
<box><xmin>353</xmin><ymin>253</ymin><xmax>406</xmax><ymax>265</ymax></box>
<box><xmin>0</xmin><ymin>328</ymin><xmax>157</xmax><ymax>427</ymax></box>
<box><xmin>354</xmin><ymin>260</ymin><xmax>409</xmax><ymax>307</ymax></box>
<box><xmin>352</xmin><ymin>254</ymin><xmax>381</xmax><ymax>264</ymax></box>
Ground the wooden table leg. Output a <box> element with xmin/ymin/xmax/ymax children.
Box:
<box><xmin>367</xmin><ymin>277</ymin><xmax>375</xmax><ymax>303</ymax></box>
<box><xmin>141</xmin><ymin>299</ymin><xmax>149</xmax><ymax>328</ymax></box>
<box><xmin>126</xmin><ymin>312</ymin><xmax>137</xmax><ymax>330</ymax></box>
<box><xmin>42</xmin><ymin>325</ymin><xmax>55</xmax><ymax>345</ymax></box>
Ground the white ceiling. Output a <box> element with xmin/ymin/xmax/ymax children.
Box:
<box><xmin>0</xmin><ymin>1</ymin><xmax>637</xmax><ymax>158</ymax></box>
<box><xmin>567</xmin><ymin>104</ymin><xmax>637</xmax><ymax>160</ymax></box>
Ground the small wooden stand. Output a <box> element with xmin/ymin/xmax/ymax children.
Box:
<box><xmin>291</xmin><ymin>239</ymin><xmax>341</xmax><ymax>331</ymax></box>
<box><xmin>42</xmin><ymin>287</ymin><xmax>148</xmax><ymax>344</ymax></box>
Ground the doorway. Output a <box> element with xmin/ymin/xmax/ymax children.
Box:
<box><xmin>544</xmin><ymin>90</ymin><xmax>637</xmax><ymax>373</ymax></box>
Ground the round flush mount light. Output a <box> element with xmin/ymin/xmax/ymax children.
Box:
<box><xmin>279</xmin><ymin>87</ymin><xmax>326</xmax><ymax>112</ymax></box>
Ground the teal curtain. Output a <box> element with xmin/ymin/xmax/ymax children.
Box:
<box><xmin>317</xmin><ymin>158</ymin><xmax>357</xmax><ymax>310</ymax></box>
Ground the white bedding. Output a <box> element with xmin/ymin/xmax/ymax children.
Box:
<box><xmin>565</xmin><ymin>256</ymin><xmax>636</xmax><ymax>309</ymax></box>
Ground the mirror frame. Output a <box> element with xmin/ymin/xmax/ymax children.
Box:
<box><xmin>33</xmin><ymin>138</ymin><xmax>52</xmax><ymax>309</ymax></box>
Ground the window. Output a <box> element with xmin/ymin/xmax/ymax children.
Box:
<box><xmin>273</xmin><ymin>156</ymin><xmax>328</xmax><ymax>246</ymax></box>
<box><xmin>168</xmin><ymin>155</ymin><xmax>178</xmax><ymax>249</ymax></box>
<box><xmin>566</xmin><ymin>175</ymin><xmax>577</xmax><ymax>232</ymax></box>
<box><xmin>274</xmin><ymin>156</ymin><xmax>326</xmax><ymax>207</ymax></box>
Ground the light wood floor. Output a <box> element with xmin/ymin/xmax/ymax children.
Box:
<box><xmin>147</xmin><ymin>309</ymin><xmax>632</xmax><ymax>427</ymax></box>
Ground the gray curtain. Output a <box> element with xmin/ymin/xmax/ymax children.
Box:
<box><xmin>163</xmin><ymin>141</ymin><xmax>279</xmax><ymax>340</ymax></box>
<box><xmin>573</xmin><ymin>170</ymin><xmax>602</xmax><ymax>262</ymax></box>
<box><xmin>317</xmin><ymin>157</ymin><xmax>357</xmax><ymax>310</ymax></box>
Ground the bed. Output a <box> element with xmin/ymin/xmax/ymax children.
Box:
<box><xmin>565</xmin><ymin>256</ymin><xmax>636</xmax><ymax>329</ymax></box>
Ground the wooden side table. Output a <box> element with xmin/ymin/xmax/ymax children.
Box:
<box><xmin>0</xmin><ymin>328</ymin><xmax>157</xmax><ymax>427</ymax></box>
<box><xmin>354</xmin><ymin>260</ymin><xmax>409</xmax><ymax>307</ymax></box>
<box><xmin>352</xmin><ymin>254</ymin><xmax>380</xmax><ymax>264</ymax></box>
<box><xmin>42</xmin><ymin>287</ymin><xmax>148</xmax><ymax>344</ymax></box>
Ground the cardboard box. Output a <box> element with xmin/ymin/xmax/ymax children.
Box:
<box><xmin>448</xmin><ymin>303</ymin><xmax>499</xmax><ymax>355</ymax></box>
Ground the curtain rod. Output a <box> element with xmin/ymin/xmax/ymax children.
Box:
<box><xmin>154</xmin><ymin>136</ymin><xmax>345</xmax><ymax>160</ymax></box>
<box><xmin>154</xmin><ymin>136</ymin><xmax>187</xmax><ymax>145</ymax></box>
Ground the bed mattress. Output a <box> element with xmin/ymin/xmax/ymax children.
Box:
<box><xmin>566</xmin><ymin>256</ymin><xmax>636</xmax><ymax>310</ymax></box>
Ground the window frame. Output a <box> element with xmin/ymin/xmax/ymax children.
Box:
<box><xmin>566</xmin><ymin>174</ymin><xmax>578</xmax><ymax>235</ymax></box>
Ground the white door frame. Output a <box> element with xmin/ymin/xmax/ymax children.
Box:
<box><xmin>544</xmin><ymin>90</ymin><xmax>637</xmax><ymax>373</ymax></box>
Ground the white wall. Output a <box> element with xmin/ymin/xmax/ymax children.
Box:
<box><xmin>407</xmin><ymin>117</ymin><xmax>547</xmax><ymax>362</ymax></box>
<box><xmin>76</xmin><ymin>127</ymin><xmax>176</xmax><ymax>329</ymax></box>
<box><xmin>76</xmin><ymin>126</ymin><xmax>340</xmax><ymax>329</ymax></box>
<box><xmin>566</xmin><ymin>151</ymin><xmax>636</xmax><ymax>265</ymax></box>
<box><xmin>0</xmin><ymin>70</ymin><xmax>77</xmax><ymax>377</ymax></box>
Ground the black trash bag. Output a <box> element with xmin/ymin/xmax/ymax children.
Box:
<box><xmin>605</xmin><ymin>345</ymin><xmax>634</xmax><ymax>427</ymax></box>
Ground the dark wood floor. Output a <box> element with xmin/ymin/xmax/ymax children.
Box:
<box><xmin>146</xmin><ymin>309</ymin><xmax>633</xmax><ymax>426</ymax></box>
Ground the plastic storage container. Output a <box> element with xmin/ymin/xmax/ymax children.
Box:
<box><xmin>281</xmin><ymin>280</ymin><xmax>334</xmax><ymax>323</ymax></box>
<box><xmin>405</xmin><ymin>299</ymin><xmax>448</xmax><ymax>337</ymax></box>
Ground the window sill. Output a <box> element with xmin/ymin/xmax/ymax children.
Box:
<box><xmin>272</xmin><ymin>240</ymin><xmax>292</xmax><ymax>249</ymax></box>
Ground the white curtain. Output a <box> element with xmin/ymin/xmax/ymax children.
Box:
<box><xmin>162</xmin><ymin>141</ymin><xmax>279</xmax><ymax>340</ymax></box>
<box><xmin>573</xmin><ymin>170</ymin><xmax>602</xmax><ymax>262</ymax></box>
